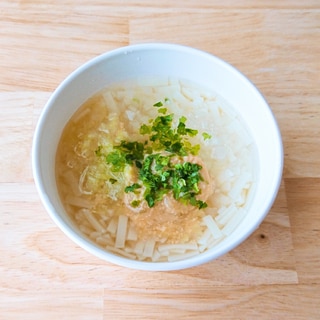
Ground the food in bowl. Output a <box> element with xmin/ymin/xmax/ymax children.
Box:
<box><xmin>55</xmin><ymin>77</ymin><xmax>257</xmax><ymax>262</ymax></box>
<box><xmin>33</xmin><ymin>43</ymin><xmax>283</xmax><ymax>270</ymax></box>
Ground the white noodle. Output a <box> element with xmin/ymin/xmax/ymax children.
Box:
<box><xmin>78</xmin><ymin>166</ymin><xmax>92</xmax><ymax>195</ymax></box>
<box><xmin>203</xmin><ymin>215</ymin><xmax>223</xmax><ymax>239</ymax></box>
<box><xmin>143</xmin><ymin>239</ymin><xmax>155</xmax><ymax>258</ymax></box>
<box><xmin>169</xmin><ymin>249</ymin><xmax>186</xmax><ymax>254</ymax></box>
<box><xmin>124</xmin><ymin>246</ymin><xmax>134</xmax><ymax>254</ymax></box>
<box><xmin>167</xmin><ymin>250</ymin><xmax>199</xmax><ymax>262</ymax></box>
<box><xmin>107</xmin><ymin>219</ymin><xmax>117</xmax><ymax>235</ymax></box>
<box><xmin>89</xmin><ymin>231</ymin><xmax>101</xmax><ymax>239</ymax></box>
<box><xmin>79</xmin><ymin>224</ymin><xmax>93</xmax><ymax>236</ymax></box>
<box><xmin>96</xmin><ymin>236</ymin><xmax>113</xmax><ymax>246</ymax></box>
<box><xmin>127</xmin><ymin>223</ymin><xmax>138</xmax><ymax>241</ymax></box>
<box><xmin>229</xmin><ymin>171</ymin><xmax>252</xmax><ymax>200</ymax></box>
<box><xmin>222</xmin><ymin>208</ymin><xmax>246</xmax><ymax>236</ymax></box>
<box><xmin>216</xmin><ymin>204</ymin><xmax>237</xmax><ymax>226</ymax></box>
<box><xmin>152</xmin><ymin>249</ymin><xmax>161</xmax><ymax>262</ymax></box>
<box><xmin>158</xmin><ymin>242</ymin><xmax>198</xmax><ymax>253</ymax></box>
<box><xmin>106</xmin><ymin>246</ymin><xmax>136</xmax><ymax>260</ymax></box>
<box><xmin>207</xmin><ymin>236</ymin><xmax>225</xmax><ymax>249</ymax></box>
<box><xmin>82</xmin><ymin>209</ymin><xmax>104</xmax><ymax>233</ymax></box>
<box><xmin>115</xmin><ymin>215</ymin><xmax>128</xmax><ymax>248</ymax></box>
<box><xmin>134</xmin><ymin>241</ymin><xmax>145</xmax><ymax>255</ymax></box>
<box><xmin>159</xmin><ymin>250</ymin><xmax>170</xmax><ymax>257</ymax></box>
<box><xmin>197</xmin><ymin>228</ymin><xmax>212</xmax><ymax>245</ymax></box>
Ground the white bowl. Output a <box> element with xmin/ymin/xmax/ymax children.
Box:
<box><xmin>32</xmin><ymin>43</ymin><xmax>283</xmax><ymax>271</ymax></box>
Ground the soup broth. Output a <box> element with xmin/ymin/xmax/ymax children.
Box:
<box><xmin>56</xmin><ymin>78</ymin><xmax>257</xmax><ymax>262</ymax></box>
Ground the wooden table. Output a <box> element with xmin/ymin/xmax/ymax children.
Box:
<box><xmin>1</xmin><ymin>1</ymin><xmax>319</xmax><ymax>318</ymax></box>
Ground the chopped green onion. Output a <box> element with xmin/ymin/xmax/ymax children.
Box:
<box><xmin>202</xmin><ymin>132</ymin><xmax>212</xmax><ymax>140</ymax></box>
<box><xmin>125</xmin><ymin>183</ymin><xmax>141</xmax><ymax>193</ymax></box>
<box><xmin>153</xmin><ymin>101</ymin><xmax>163</xmax><ymax>107</ymax></box>
<box><xmin>97</xmin><ymin>99</ymin><xmax>208</xmax><ymax>209</ymax></box>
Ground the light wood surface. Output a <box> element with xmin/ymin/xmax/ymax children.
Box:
<box><xmin>1</xmin><ymin>1</ymin><xmax>319</xmax><ymax>319</ymax></box>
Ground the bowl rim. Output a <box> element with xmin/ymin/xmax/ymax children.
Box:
<box><xmin>32</xmin><ymin>42</ymin><xmax>284</xmax><ymax>271</ymax></box>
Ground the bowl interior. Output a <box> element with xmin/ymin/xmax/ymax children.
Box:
<box><xmin>33</xmin><ymin>43</ymin><xmax>283</xmax><ymax>271</ymax></box>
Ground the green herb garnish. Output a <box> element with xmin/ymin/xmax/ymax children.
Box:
<box><xmin>153</xmin><ymin>101</ymin><xmax>163</xmax><ymax>107</ymax></box>
<box><xmin>202</xmin><ymin>132</ymin><xmax>212</xmax><ymax>140</ymax></box>
<box><xmin>105</xmin><ymin>150</ymin><xmax>127</xmax><ymax>171</ymax></box>
<box><xmin>140</xmin><ymin>107</ymin><xmax>200</xmax><ymax>156</ymax></box>
<box><xmin>131</xmin><ymin>200</ymin><xmax>141</xmax><ymax>208</ymax></box>
<box><xmin>95</xmin><ymin>99</ymin><xmax>209</xmax><ymax>209</ymax></box>
<box><xmin>125</xmin><ymin>183</ymin><xmax>141</xmax><ymax>193</ymax></box>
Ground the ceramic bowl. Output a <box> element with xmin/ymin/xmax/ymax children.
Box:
<box><xmin>32</xmin><ymin>43</ymin><xmax>283</xmax><ymax>271</ymax></box>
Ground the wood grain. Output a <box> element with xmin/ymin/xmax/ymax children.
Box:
<box><xmin>286</xmin><ymin>178</ymin><xmax>320</xmax><ymax>284</ymax></box>
<box><xmin>1</xmin><ymin>5</ymin><xmax>128</xmax><ymax>92</ymax></box>
<box><xmin>103</xmin><ymin>285</ymin><xmax>320</xmax><ymax>319</ymax></box>
<box><xmin>1</xmin><ymin>0</ymin><xmax>319</xmax><ymax>319</ymax></box>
